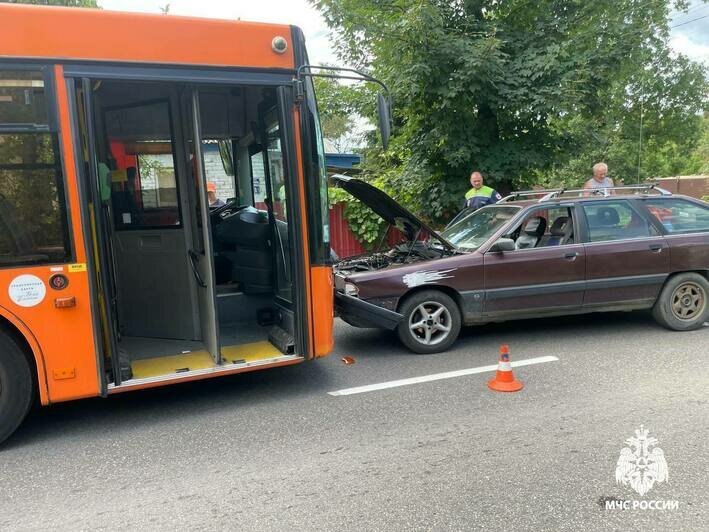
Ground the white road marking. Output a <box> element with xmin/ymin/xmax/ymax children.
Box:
<box><xmin>328</xmin><ymin>355</ymin><xmax>560</xmax><ymax>396</ymax></box>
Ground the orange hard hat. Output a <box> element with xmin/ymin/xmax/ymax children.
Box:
<box><xmin>207</xmin><ymin>182</ymin><xmax>217</xmax><ymax>193</ymax></box>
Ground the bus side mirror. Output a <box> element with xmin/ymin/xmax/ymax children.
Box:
<box><xmin>489</xmin><ymin>238</ymin><xmax>515</xmax><ymax>253</ymax></box>
<box><xmin>377</xmin><ymin>92</ymin><xmax>391</xmax><ymax>150</ymax></box>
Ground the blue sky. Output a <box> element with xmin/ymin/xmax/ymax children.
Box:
<box><xmin>99</xmin><ymin>0</ymin><xmax>708</xmax><ymax>66</ymax></box>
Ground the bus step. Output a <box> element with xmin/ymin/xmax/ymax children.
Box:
<box><xmin>268</xmin><ymin>326</ymin><xmax>295</xmax><ymax>355</ymax></box>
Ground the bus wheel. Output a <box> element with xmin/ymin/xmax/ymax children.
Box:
<box><xmin>396</xmin><ymin>290</ymin><xmax>461</xmax><ymax>354</ymax></box>
<box><xmin>0</xmin><ymin>332</ymin><xmax>34</xmax><ymax>445</ymax></box>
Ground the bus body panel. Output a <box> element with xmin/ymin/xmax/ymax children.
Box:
<box><xmin>0</xmin><ymin>5</ymin><xmax>334</xmax><ymax>418</ymax></box>
<box><xmin>0</xmin><ymin>265</ymin><xmax>100</xmax><ymax>404</ymax></box>
<box><xmin>0</xmin><ymin>4</ymin><xmax>295</xmax><ymax>71</ymax></box>
<box><xmin>311</xmin><ymin>266</ymin><xmax>334</xmax><ymax>356</ymax></box>
<box><xmin>0</xmin><ymin>64</ymin><xmax>102</xmax><ymax>405</ymax></box>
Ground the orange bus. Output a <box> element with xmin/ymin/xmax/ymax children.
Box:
<box><xmin>0</xmin><ymin>4</ymin><xmax>389</xmax><ymax>443</ymax></box>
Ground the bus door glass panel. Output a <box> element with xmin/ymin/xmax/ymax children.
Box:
<box><xmin>103</xmin><ymin>98</ymin><xmax>195</xmax><ymax>340</ymax></box>
<box><xmin>104</xmin><ymin>101</ymin><xmax>180</xmax><ymax>229</ymax></box>
<box><xmin>193</xmin><ymin>91</ymin><xmax>240</xmax><ymax>286</ymax></box>
<box><xmin>262</xmin><ymin>112</ymin><xmax>292</xmax><ymax>303</ymax></box>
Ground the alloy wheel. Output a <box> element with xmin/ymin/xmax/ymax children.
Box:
<box><xmin>408</xmin><ymin>301</ymin><xmax>452</xmax><ymax>346</ymax></box>
<box><xmin>670</xmin><ymin>281</ymin><xmax>706</xmax><ymax>321</ymax></box>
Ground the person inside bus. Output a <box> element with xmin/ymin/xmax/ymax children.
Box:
<box><xmin>208</xmin><ymin>182</ymin><xmax>225</xmax><ymax>208</ymax></box>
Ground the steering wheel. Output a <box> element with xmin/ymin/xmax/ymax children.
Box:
<box><xmin>209</xmin><ymin>198</ymin><xmax>244</xmax><ymax>225</ymax></box>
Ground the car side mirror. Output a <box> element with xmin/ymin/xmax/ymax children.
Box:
<box><xmin>377</xmin><ymin>92</ymin><xmax>391</xmax><ymax>150</ymax></box>
<box><xmin>489</xmin><ymin>237</ymin><xmax>515</xmax><ymax>252</ymax></box>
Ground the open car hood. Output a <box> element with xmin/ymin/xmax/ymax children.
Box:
<box><xmin>332</xmin><ymin>175</ymin><xmax>455</xmax><ymax>250</ymax></box>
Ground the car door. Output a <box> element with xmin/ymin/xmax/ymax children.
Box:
<box><xmin>581</xmin><ymin>199</ymin><xmax>670</xmax><ymax>308</ymax></box>
<box><xmin>642</xmin><ymin>197</ymin><xmax>709</xmax><ymax>273</ymax></box>
<box><xmin>483</xmin><ymin>204</ymin><xmax>586</xmax><ymax>317</ymax></box>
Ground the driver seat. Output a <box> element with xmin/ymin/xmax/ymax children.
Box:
<box><xmin>516</xmin><ymin>216</ymin><xmax>547</xmax><ymax>249</ymax></box>
<box><xmin>216</xmin><ymin>207</ymin><xmax>273</xmax><ymax>294</ymax></box>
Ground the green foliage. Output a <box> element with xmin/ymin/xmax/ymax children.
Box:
<box><xmin>137</xmin><ymin>155</ymin><xmax>166</xmax><ymax>180</ymax></box>
<box><xmin>692</xmin><ymin>114</ymin><xmax>709</xmax><ymax>174</ymax></box>
<box><xmin>329</xmin><ymin>186</ymin><xmax>385</xmax><ymax>246</ymax></box>
<box><xmin>313</xmin><ymin>75</ymin><xmax>364</xmax><ymax>151</ymax></box>
<box><xmin>1</xmin><ymin>0</ymin><xmax>100</xmax><ymax>6</ymax></box>
<box><xmin>313</xmin><ymin>0</ymin><xmax>708</xmax><ymax>226</ymax></box>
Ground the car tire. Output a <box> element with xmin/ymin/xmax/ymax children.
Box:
<box><xmin>0</xmin><ymin>331</ymin><xmax>34</xmax><ymax>445</ymax></box>
<box><xmin>396</xmin><ymin>290</ymin><xmax>462</xmax><ymax>354</ymax></box>
<box><xmin>652</xmin><ymin>272</ymin><xmax>709</xmax><ymax>331</ymax></box>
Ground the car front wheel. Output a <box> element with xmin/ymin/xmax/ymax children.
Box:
<box><xmin>396</xmin><ymin>290</ymin><xmax>461</xmax><ymax>354</ymax></box>
<box><xmin>652</xmin><ymin>272</ymin><xmax>709</xmax><ymax>331</ymax></box>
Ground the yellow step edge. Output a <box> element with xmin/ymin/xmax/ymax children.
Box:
<box><xmin>130</xmin><ymin>341</ymin><xmax>282</xmax><ymax>379</ymax></box>
<box><xmin>221</xmin><ymin>341</ymin><xmax>282</xmax><ymax>363</ymax></box>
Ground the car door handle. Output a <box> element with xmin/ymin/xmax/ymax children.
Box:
<box><xmin>649</xmin><ymin>244</ymin><xmax>663</xmax><ymax>253</ymax></box>
<box><xmin>564</xmin><ymin>252</ymin><xmax>578</xmax><ymax>260</ymax></box>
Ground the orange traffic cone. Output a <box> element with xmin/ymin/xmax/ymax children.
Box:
<box><xmin>487</xmin><ymin>345</ymin><xmax>523</xmax><ymax>392</ymax></box>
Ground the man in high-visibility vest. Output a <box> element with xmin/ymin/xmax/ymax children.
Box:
<box><xmin>464</xmin><ymin>171</ymin><xmax>502</xmax><ymax>210</ymax></box>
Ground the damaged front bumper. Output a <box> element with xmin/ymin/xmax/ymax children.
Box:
<box><xmin>335</xmin><ymin>292</ymin><xmax>404</xmax><ymax>330</ymax></box>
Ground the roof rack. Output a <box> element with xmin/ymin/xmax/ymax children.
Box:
<box><xmin>499</xmin><ymin>184</ymin><xmax>671</xmax><ymax>203</ymax></box>
<box><xmin>498</xmin><ymin>189</ymin><xmax>563</xmax><ymax>203</ymax></box>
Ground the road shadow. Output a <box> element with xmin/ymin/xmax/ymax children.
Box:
<box><xmin>6</xmin><ymin>310</ymin><xmax>697</xmax><ymax>449</ymax></box>
<box><xmin>332</xmin><ymin>323</ymin><xmax>403</xmax><ymax>359</ymax></box>
<box><xmin>9</xmin><ymin>358</ymin><xmax>334</xmax><ymax>449</ymax></box>
<box><xmin>334</xmin><ymin>309</ymin><xmax>673</xmax><ymax>357</ymax></box>
<box><xmin>458</xmin><ymin>309</ymin><xmax>661</xmax><ymax>341</ymax></box>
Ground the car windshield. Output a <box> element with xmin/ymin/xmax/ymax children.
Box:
<box><xmin>441</xmin><ymin>205</ymin><xmax>520</xmax><ymax>250</ymax></box>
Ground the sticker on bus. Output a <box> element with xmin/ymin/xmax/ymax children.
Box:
<box><xmin>68</xmin><ymin>263</ymin><xmax>87</xmax><ymax>273</ymax></box>
<box><xmin>8</xmin><ymin>274</ymin><xmax>47</xmax><ymax>307</ymax></box>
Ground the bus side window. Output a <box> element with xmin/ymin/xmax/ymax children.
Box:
<box><xmin>0</xmin><ymin>68</ymin><xmax>71</xmax><ymax>266</ymax></box>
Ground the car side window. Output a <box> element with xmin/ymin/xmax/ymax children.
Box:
<box><xmin>510</xmin><ymin>206</ymin><xmax>575</xmax><ymax>250</ymax></box>
<box><xmin>582</xmin><ymin>201</ymin><xmax>657</xmax><ymax>242</ymax></box>
<box><xmin>644</xmin><ymin>199</ymin><xmax>709</xmax><ymax>234</ymax></box>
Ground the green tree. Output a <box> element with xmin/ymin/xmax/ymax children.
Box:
<box><xmin>314</xmin><ymin>0</ymin><xmax>708</xmax><ymax>224</ymax></box>
<box><xmin>687</xmin><ymin>112</ymin><xmax>709</xmax><ymax>175</ymax></box>
<box><xmin>313</xmin><ymin>75</ymin><xmax>363</xmax><ymax>151</ymax></box>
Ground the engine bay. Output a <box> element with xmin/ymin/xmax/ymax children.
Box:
<box><xmin>335</xmin><ymin>240</ymin><xmax>455</xmax><ymax>275</ymax></box>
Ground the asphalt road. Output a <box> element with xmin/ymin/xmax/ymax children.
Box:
<box><xmin>1</xmin><ymin>311</ymin><xmax>707</xmax><ymax>531</ymax></box>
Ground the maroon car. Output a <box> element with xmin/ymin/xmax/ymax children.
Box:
<box><xmin>333</xmin><ymin>176</ymin><xmax>709</xmax><ymax>353</ymax></box>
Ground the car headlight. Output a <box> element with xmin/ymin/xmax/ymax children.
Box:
<box><xmin>344</xmin><ymin>282</ymin><xmax>359</xmax><ymax>297</ymax></box>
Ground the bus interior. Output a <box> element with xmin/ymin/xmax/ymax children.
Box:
<box><xmin>76</xmin><ymin>79</ymin><xmax>300</xmax><ymax>386</ymax></box>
